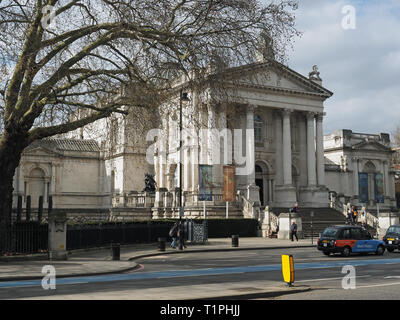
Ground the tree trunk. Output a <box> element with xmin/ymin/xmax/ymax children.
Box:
<box><xmin>0</xmin><ymin>130</ymin><xmax>28</xmax><ymax>253</ymax></box>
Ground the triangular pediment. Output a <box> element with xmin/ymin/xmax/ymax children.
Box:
<box><xmin>224</xmin><ymin>60</ymin><xmax>333</xmax><ymax>98</ymax></box>
<box><xmin>352</xmin><ymin>141</ymin><xmax>392</xmax><ymax>152</ymax></box>
<box><xmin>23</xmin><ymin>145</ymin><xmax>61</xmax><ymax>157</ymax></box>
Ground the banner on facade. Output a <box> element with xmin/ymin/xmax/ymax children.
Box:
<box><xmin>358</xmin><ymin>173</ymin><xmax>369</xmax><ymax>203</ymax></box>
<box><xmin>198</xmin><ymin>165</ymin><xmax>213</xmax><ymax>201</ymax></box>
<box><xmin>223</xmin><ymin>165</ymin><xmax>236</xmax><ymax>202</ymax></box>
<box><xmin>374</xmin><ymin>173</ymin><xmax>384</xmax><ymax>203</ymax></box>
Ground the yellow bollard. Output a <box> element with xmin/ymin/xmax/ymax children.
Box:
<box><xmin>281</xmin><ymin>254</ymin><xmax>295</xmax><ymax>286</ymax></box>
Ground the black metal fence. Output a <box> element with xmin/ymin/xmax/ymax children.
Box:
<box><xmin>66</xmin><ymin>222</ymin><xmax>173</xmax><ymax>250</ymax></box>
<box><xmin>1</xmin><ymin>222</ymin><xmax>48</xmax><ymax>256</ymax></box>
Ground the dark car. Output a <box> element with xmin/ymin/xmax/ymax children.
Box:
<box><xmin>383</xmin><ymin>224</ymin><xmax>400</xmax><ymax>252</ymax></box>
<box><xmin>317</xmin><ymin>225</ymin><xmax>385</xmax><ymax>257</ymax></box>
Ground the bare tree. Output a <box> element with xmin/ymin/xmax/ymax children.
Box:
<box><xmin>0</xmin><ymin>0</ymin><xmax>299</xmax><ymax>248</ymax></box>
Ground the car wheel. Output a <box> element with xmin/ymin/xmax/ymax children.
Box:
<box><xmin>387</xmin><ymin>247</ymin><xmax>394</xmax><ymax>253</ymax></box>
<box><xmin>342</xmin><ymin>246</ymin><xmax>351</xmax><ymax>257</ymax></box>
<box><xmin>323</xmin><ymin>251</ymin><xmax>330</xmax><ymax>256</ymax></box>
<box><xmin>376</xmin><ymin>245</ymin><xmax>385</xmax><ymax>256</ymax></box>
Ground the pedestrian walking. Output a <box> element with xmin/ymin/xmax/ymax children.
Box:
<box><xmin>169</xmin><ymin>222</ymin><xmax>178</xmax><ymax>249</ymax></box>
<box><xmin>290</xmin><ymin>221</ymin><xmax>298</xmax><ymax>242</ymax></box>
<box><xmin>177</xmin><ymin>220</ymin><xmax>187</xmax><ymax>249</ymax></box>
<box><xmin>352</xmin><ymin>205</ymin><xmax>358</xmax><ymax>224</ymax></box>
<box><xmin>347</xmin><ymin>207</ymin><xmax>353</xmax><ymax>225</ymax></box>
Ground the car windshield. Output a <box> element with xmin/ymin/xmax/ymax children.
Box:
<box><xmin>386</xmin><ymin>226</ymin><xmax>400</xmax><ymax>235</ymax></box>
<box><xmin>321</xmin><ymin>228</ymin><xmax>339</xmax><ymax>238</ymax></box>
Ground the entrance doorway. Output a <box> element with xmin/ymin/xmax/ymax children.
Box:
<box><xmin>256</xmin><ymin>178</ymin><xmax>264</xmax><ymax>206</ymax></box>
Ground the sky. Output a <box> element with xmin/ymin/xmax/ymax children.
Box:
<box><xmin>281</xmin><ymin>0</ymin><xmax>400</xmax><ymax>136</ymax></box>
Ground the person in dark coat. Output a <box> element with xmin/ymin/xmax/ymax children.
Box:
<box><xmin>169</xmin><ymin>222</ymin><xmax>178</xmax><ymax>249</ymax></box>
<box><xmin>178</xmin><ymin>220</ymin><xmax>187</xmax><ymax>249</ymax></box>
<box><xmin>290</xmin><ymin>221</ymin><xmax>298</xmax><ymax>242</ymax></box>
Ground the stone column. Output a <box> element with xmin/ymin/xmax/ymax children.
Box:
<box><xmin>274</xmin><ymin>109</ymin><xmax>297</xmax><ymax>208</ymax></box>
<box><xmin>282</xmin><ymin>109</ymin><xmax>293</xmax><ymax>185</ymax></box>
<box><xmin>315</xmin><ymin>113</ymin><xmax>325</xmax><ymax>186</ymax></box>
<box><xmin>383</xmin><ymin>161</ymin><xmax>390</xmax><ymax>198</ymax></box>
<box><xmin>275</xmin><ymin>111</ymin><xmax>283</xmax><ymax>186</ymax></box>
<box><xmin>184</xmin><ymin>141</ymin><xmax>191</xmax><ymax>191</ymax></box>
<box><xmin>306</xmin><ymin>112</ymin><xmax>317</xmax><ymax>186</ymax></box>
<box><xmin>246</xmin><ymin>105</ymin><xmax>256</xmax><ymax>186</ymax></box>
<box><xmin>154</xmin><ymin>149</ymin><xmax>160</xmax><ymax>189</ymax></box>
<box><xmin>352</xmin><ymin>157</ymin><xmax>359</xmax><ymax>197</ymax></box>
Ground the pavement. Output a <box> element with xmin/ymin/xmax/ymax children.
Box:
<box><xmin>0</xmin><ymin>237</ymin><xmax>315</xmax><ymax>299</ymax></box>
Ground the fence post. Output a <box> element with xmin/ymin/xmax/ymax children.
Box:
<box><xmin>26</xmin><ymin>195</ymin><xmax>31</xmax><ymax>222</ymax></box>
<box><xmin>17</xmin><ymin>196</ymin><xmax>22</xmax><ymax>222</ymax></box>
<box><xmin>48</xmin><ymin>211</ymin><xmax>68</xmax><ymax>260</ymax></box>
<box><xmin>147</xmin><ymin>221</ymin><xmax>151</xmax><ymax>243</ymax></box>
<box><xmin>38</xmin><ymin>196</ymin><xmax>43</xmax><ymax>222</ymax></box>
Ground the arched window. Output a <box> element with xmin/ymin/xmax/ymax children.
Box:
<box><xmin>254</xmin><ymin>114</ymin><xmax>263</xmax><ymax>143</ymax></box>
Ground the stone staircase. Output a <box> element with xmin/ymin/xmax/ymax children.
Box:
<box><xmin>298</xmin><ymin>208</ymin><xmax>347</xmax><ymax>239</ymax></box>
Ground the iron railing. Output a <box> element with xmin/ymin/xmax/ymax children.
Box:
<box><xmin>0</xmin><ymin>222</ymin><xmax>48</xmax><ymax>256</ymax></box>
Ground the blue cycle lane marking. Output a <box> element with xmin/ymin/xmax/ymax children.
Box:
<box><xmin>1</xmin><ymin>257</ymin><xmax>400</xmax><ymax>289</ymax></box>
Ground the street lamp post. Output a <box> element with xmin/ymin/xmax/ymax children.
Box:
<box><xmin>179</xmin><ymin>89</ymin><xmax>189</xmax><ymax>250</ymax></box>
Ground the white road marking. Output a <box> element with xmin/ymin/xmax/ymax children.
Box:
<box><xmin>296</xmin><ymin>275</ymin><xmax>371</xmax><ymax>283</ymax></box>
<box><xmin>356</xmin><ymin>281</ymin><xmax>400</xmax><ymax>289</ymax></box>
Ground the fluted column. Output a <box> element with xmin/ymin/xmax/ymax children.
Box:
<box><xmin>282</xmin><ymin>109</ymin><xmax>292</xmax><ymax>185</ymax></box>
<box><xmin>352</xmin><ymin>157</ymin><xmax>359</xmax><ymax>197</ymax></box>
<box><xmin>246</xmin><ymin>105</ymin><xmax>256</xmax><ymax>186</ymax></box>
<box><xmin>384</xmin><ymin>161</ymin><xmax>390</xmax><ymax>198</ymax></box>
<box><xmin>306</xmin><ymin>112</ymin><xmax>317</xmax><ymax>186</ymax></box>
<box><xmin>316</xmin><ymin>113</ymin><xmax>325</xmax><ymax>186</ymax></box>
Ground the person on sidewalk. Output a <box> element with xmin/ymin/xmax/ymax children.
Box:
<box><xmin>352</xmin><ymin>205</ymin><xmax>358</xmax><ymax>224</ymax></box>
<box><xmin>169</xmin><ymin>222</ymin><xmax>179</xmax><ymax>249</ymax></box>
<box><xmin>290</xmin><ymin>221</ymin><xmax>298</xmax><ymax>242</ymax></box>
<box><xmin>290</xmin><ymin>202</ymin><xmax>299</xmax><ymax>213</ymax></box>
<box><xmin>178</xmin><ymin>220</ymin><xmax>187</xmax><ymax>249</ymax></box>
<box><xmin>347</xmin><ymin>206</ymin><xmax>353</xmax><ymax>225</ymax></box>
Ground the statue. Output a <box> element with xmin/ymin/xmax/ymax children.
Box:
<box><xmin>142</xmin><ymin>173</ymin><xmax>156</xmax><ymax>192</ymax></box>
<box><xmin>308</xmin><ymin>65</ymin><xmax>322</xmax><ymax>81</ymax></box>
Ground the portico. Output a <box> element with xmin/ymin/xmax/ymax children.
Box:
<box><xmin>153</xmin><ymin>59</ymin><xmax>333</xmax><ymax>217</ymax></box>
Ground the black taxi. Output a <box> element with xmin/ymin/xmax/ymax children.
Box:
<box><xmin>383</xmin><ymin>224</ymin><xmax>400</xmax><ymax>252</ymax></box>
<box><xmin>317</xmin><ymin>225</ymin><xmax>385</xmax><ymax>257</ymax></box>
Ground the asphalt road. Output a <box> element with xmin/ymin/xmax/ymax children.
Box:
<box><xmin>2</xmin><ymin>247</ymin><xmax>400</xmax><ymax>301</ymax></box>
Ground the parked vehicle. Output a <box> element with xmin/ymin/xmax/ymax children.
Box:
<box><xmin>383</xmin><ymin>224</ymin><xmax>400</xmax><ymax>252</ymax></box>
<box><xmin>317</xmin><ymin>225</ymin><xmax>385</xmax><ymax>257</ymax></box>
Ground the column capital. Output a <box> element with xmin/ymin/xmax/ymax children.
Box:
<box><xmin>282</xmin><ymin>108</ymin><xmax>293</xmax><ymax>117</ymax></box>
<box><xmin>306</xmin><ymin>111</ymin><xmax>316</xmax><ymax>120</ymax></box>
<box><xmin>247</xmin><ymin>104</ymin><xmax>256</xmax><ymax>113</ymax></box>
<box><xmin>315</xmin><ymin>112</ymin><xmax>324</xmax><ymax>121</ymax></box>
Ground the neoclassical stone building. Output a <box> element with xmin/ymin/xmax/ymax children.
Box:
<box><xmin>11</xmin><ymin>56</ymin><xmax>398</xmax><ymax>224</ymax></box>
<box><xmin>324</xmin><ymin>130</ymin><xmax>397</xmax><ymax>211</ymax></box>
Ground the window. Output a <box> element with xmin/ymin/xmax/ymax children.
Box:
<box><xmin>254</xmin><ymin>114</ymin><xmax>263</xmax><ymax>143</ymax></box>
<box><xmin>340</xmin><ymin>229</ymin><xmax>352</xmax><ymax>239</ymax></box>
<box><xmin>322</xmin><ymin>228</ymin><xmax>340</xmax><ymax>238</ymax></box>
<box><xmin>351</xmin><ymin>228</ymin><xmax>362</xmax><ymax>240</ymax></box>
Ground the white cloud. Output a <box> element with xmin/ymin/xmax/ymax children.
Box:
<box><xmin>283</xmin><ymin>0</ymin><xmax>400</xmax><ymax>137</ymax></box>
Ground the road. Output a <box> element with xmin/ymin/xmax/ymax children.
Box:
<box><xmin>2</xmin><ymin>247</ymin><xmax>400</xmax><ymax>301</ymax></box>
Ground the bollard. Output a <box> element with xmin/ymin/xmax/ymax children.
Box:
<box><xmin>111</xmin><ymin>243</ymin><xmax>120</xmax><ymax>261</ymax></box>
<box><xmin>158</xmin><ymin>237</ymin><xmax>166</xmax><ymax>252</ymax></box>
<box><xmin>232</xmin><ymin>235</ymin><xmax>239</xmax><ymax>247</ymax></box>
